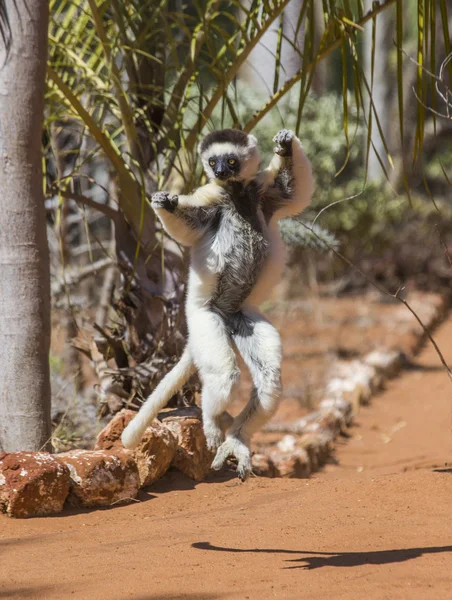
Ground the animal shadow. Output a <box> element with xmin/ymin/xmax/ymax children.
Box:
<box><xmin>192</xmin><ymin>541</ymin><xmax>452</xmax><ymax>570</ymax></box>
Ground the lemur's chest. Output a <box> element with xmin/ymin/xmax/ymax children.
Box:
<box><xmin>189</xmin><ymin>181</ymin><xmax>270</xmax><ymax>310</ymax></box>
<box><xmin>211</xmin><ymin>182</ymin><xmax>267</xmax><ymax>266</ymax></box>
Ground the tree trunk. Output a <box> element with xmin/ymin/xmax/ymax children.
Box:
<box><xmin>0</xmin><ymin>1</ymin><xmax>51</xmax><ymax>451</ymax></box>
<box><xmin>240</xmin><ymin>0</ymin><xmax>326</xmax><ymax>94</ymax></box>
<box><xmin>363</xmin><ymin>0</ymin><xmax>394</xmax><ymax>181</ymax></box>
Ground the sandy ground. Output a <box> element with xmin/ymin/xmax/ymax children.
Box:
<box><xmin>2</xmin><ymin>320</ymin><xmax>452</xmax><ymax>599</ymax></box>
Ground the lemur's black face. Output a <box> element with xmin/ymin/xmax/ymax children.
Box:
<box><xmin>208</xmin><ymin>154</ymin><xmax>240</xmax><ymax>180</ymax></box>
<box><xmin>199</xmin><ymin>129</ymin><xmax>260</xmax><ymax>183</ymax></box>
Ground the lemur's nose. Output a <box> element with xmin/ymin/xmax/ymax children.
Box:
<box><xmin>215</xmin><ymin>168</ymin><xmax>227</xmax><ymax>178</ymax></box>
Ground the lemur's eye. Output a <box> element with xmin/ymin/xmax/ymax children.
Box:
<box><xmin>228</xmin><ymin>158</ymin><xmax>236</xmax><ymax>166</ymax></box>
<box><xmin>209</xmin><ymin>160</ymin><xmax>216</xmax><ymax>167</ymax></box>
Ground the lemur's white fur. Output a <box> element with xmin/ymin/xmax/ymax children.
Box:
<box><xmin>152</xmin><ymin>183</ymin><xmax>226</xmax><ymax>246</ymax></box>
<box><xmin>121</xmin><ymin>131</ymin><xmax>313</xmax><ymax>479</ymax></box>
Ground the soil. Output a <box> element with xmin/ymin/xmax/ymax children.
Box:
<box><xmin>2</xmin><ymin>307</ymin><xmax>452</xmax><ymax>599</ymax></box>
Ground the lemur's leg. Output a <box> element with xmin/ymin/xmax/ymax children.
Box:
<box><xmin>152</xmin><ymin>192</ymin><xmax>214</xmax><ymax>246</ymax></box>
<box><xmin>121</xmin><ymin>345</ymin><xmax>196</xmax><ymax>449</ymax></box>
<box><xmin>188</xmin><ymin>307</ymin><xmax>241</xmax><ymax>452</ymax></box>
<box><xmin>212</xmin><ymin>308</ymin><xmax>282</xmax><ymax>480</ymax></box>
<box><xmin>121</xmin><ymin>339</ymin><xmax>234</xmax><ymax>449</ymax></box>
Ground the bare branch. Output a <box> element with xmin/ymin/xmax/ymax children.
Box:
<box><xmin>51</xmin><ymin>257</ymin><xmax>115</xmax><ymax>297</ymax></box>
<box><xmin>400</xmin><ymin>48</ymin><xmax>452</xmax><ymax>120</ymax></box>
<box><xmin>89</xmin><ymin>338</ymin><xmax>130</xmax><ymax>400</ymax></box>
<box><xmin>312</xmin><ymin>188</ymin><xmax>367</xmax><ymax>228</ymax></box>
<box><xmin>95</xmin><ymin>265</ymin><xmax>117</xmax><ymax>329</ymax></box>
<box><xmin>411</xmin><ymin>86</ymin><xmax>452</xmax><ymax>122</ymax></box>
<box><xmin>435</xmin><ymin>224</ymin><xmax>452</xmax><ymax>268</ymax></box>
<box><xmin>51</xmin><ymin>189</ymin><xmax>119</xmax><ymax>221</ymax></box>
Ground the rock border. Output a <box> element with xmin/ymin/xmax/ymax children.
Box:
<box><xmin>0</xmin><ymin>292</ymin><xmax>446</xmax><ymax>517</ymax></box>
<box><xmin>254</xmin><ymin>292</ymin><xmax>446</xmax><ymax>477</ymax></box>
<box><xmin>0</xmin><ymin>406</ymin><xmax>210</xmax><ymax>518</ymax></box>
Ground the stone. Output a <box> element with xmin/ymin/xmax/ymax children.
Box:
<box><xmin>393</xmin><ymin>293</ymin><xmax>443</xmax><ymax>336</ymax></box>
<box><xmin>317</xmin><ymin>407</ymin><xmax>347</xmax><ymax>436</ymax></box>
<box><xmin>292</xmin><ymin>408</ymin><xmax>342</xmax><ymax>438</ymax></box>
<box><xmin>326</xmin><ymin>378</ymin><xmax>358</xmax><ymax>413</ymax></box>
<box><xmin>273</xmin><ymin>436</ymin><xmax>311</xmax><ymax>477</ymax></box>
<box><xmin>253</xmin><ymin>430</ymin><xmax>334</xmax><ymax>479</ymax></box>
<box><xmin>276</xmin><ymin>411</ymin><xmax>322</xmax><ymax>435</ymax></box>
<box><xmin>57</xmin><ymin>449</ymin><xmax>140</xmax><ymax>508</ymax></box>
<box><xmin>265</xmin><ymin>400</ymin><xmax>350</xmax><ymax>439</ymax></box>
<box><xmin>276</xmin><ymin>434</ymin><xmax>298</xmax><ymax>453</ymax></box>
<box><xmin>95</xmin><ymin>409</ymin><xmax>178</xmax><ymax>488</ymax></box>
<box><xmin>329</xmin><ymin>359</ymin><xmax>379</xmax><ymax>401</ymax></box>
<box><xmin>269</xmin><ymin>447</ymin><xmax>311</xmax><ymax>478</ymax></box>
<box><xmin>251</xmin><ymin>453</ymin><xmax>277</xmax><ymax>478</ymax></box>
<box><xmin>132</xmin><ymin>422</ymin><xmax>178</xmax><ymax>487</ymax></box>
<box><xmin>364</xmin><ymin>350</ymin><xmax>402</xmax><ymax>378</ymax></box>
<box><xmin>319</xmin><ymin>398</ymin><xmax>353</xmax><ymax>425</ymax></box>
<box><xmin>161</xmin><ymin>409</ymin><xmax>214</xmax><ymax>481</ymax></box>
<box><xmin>94</xmin><ymin>409</ymin><xmax>136</xmax><ymax>450</ymax></box>
<box><xmin>0</xmin><ymin>452</ymin><xmax>70</xmax><ymax>518</ymax></box>
<box><xmin>298</xmin><ymin>432</ymin><xmax>333</xmax><ymax>472</ymax></box>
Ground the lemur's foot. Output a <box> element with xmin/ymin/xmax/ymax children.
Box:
<box><xmin>204</xmin><ymin>411</ymin><xmax>234</xmax><ymax>452</ymax></box>
<box><xmin>211</xmin><ymin>435</ymin><xmax>252</xmax><ymax>481</ymax></box>
<box><xmin>273</xmin><ymin>129</ymin><xmax>294</xmax><ymax>157</ymax></box>
<box><xmin>151</xmin><ymin>191</ymin><xmax>179</xmax><ymax>212</ymax></box>
<box><xmin>204</xmin><ymin>423</ymin><xmax>225</xmax><ymax>453</ymax></box>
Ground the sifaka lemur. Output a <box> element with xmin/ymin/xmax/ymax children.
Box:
<box><xmin>121</xmin><ymin>128</ymin><xmax>314</xmax><ymax>480</ymax></box>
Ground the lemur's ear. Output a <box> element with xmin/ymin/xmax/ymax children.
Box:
<box><xmin>247</xmin><ymin>134</ymin><xmax>258</xmax><ymax>148</ymax></box>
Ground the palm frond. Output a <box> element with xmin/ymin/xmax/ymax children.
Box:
<box><xmin>47</xmin><ymin>0</ymin><xmax>452</xmax><ymax>228</ymax></box>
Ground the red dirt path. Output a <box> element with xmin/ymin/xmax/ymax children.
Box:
<box><xmin>2</xmin><ymin>320</ymin><xmax>452</xmax><ymax>600</ymax></box>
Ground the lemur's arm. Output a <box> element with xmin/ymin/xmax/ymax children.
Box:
<box><xmin>152</xmin><ymin>186</ymin><xmax>221</xmax><ymax>246</ymax></box>
<box><xmin>258</xmin><ymin>129</ymin><xmax>314</xmax><ymax>222</ymax></box>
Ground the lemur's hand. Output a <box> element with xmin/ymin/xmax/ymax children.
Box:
<box><xmin>273</xmin><ymin>129</ymin><xmax>294</xmax><ymax>157</ymax></box>
<box><xmin>151</xmin><ymin>191</ymin><xmax>179</xmax><ymax>213</ymax></box>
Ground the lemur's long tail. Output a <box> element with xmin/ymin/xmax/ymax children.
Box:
<box><xmin>121</xmin><ymin>345</ymin><xmax>196</xmax><ymax>449</ymax></box>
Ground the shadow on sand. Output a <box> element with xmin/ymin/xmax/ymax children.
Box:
<box><xmin>192</xmin><ymin>541</ymin><xmax>452</xmax><ymax>570</ymax></box>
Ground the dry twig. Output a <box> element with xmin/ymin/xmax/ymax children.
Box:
<box><xmin>51</xmin><ymin>257</ymin><xmax>114</xmax><ymax>296</ymax></box>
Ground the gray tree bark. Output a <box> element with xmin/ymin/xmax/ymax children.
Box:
<box><xmin>0</xmin><ymin>1</ymin><xmax>51</xmax><ymax>451</ymax></box>
<box><xmin>363</xmin><ymin>0</ymin><xmax>394</xmax><ymax>181</ymax></box>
